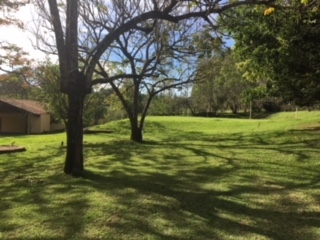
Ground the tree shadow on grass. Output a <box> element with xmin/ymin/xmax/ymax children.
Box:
<box><xmin>80</xmin><ymin>131</ymin><xmax>320</xmax><ymax>239</ymax></box>
<box><xmin>161</xmin><ymin>126</ymin><xmax>320</xmax><ymax>163</ymax></box>
<box><xmin>78</xmin><ymin>167</ymin><xmax>320</xmax><ymax>240</ymax></box>
<box><xmin>1</xmin><ymin>127</ymin><xmax>320</xmax><ymax>239</ymax></box>
<box><xmin>0</xmin><ymin>175</ymin><xmax>90</xmax><ymax>239</ymax></box>
<box><xmin>0</xmin><ymin>145</ymin><xmax>91</xmax><ymax>239</ymax></box>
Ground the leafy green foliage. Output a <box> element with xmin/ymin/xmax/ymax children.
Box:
<box><xmin>33</xmin><ymin>63</ymin><xmax>109</xmax><ymax>126</ymax></box>
<box><xmin>191</xmin><ymin>49</ymin><xmax>252</xmax><ymax>114</ymax></box>
<box><xmin>192</xmin><ymin>29</ymin><xmax>224</xmax><ymax>58</ymax></box>
<box><xmin>84</xmin><ymin>88</ymin><xmax>110</xmax><ymax>126</ymax></box>
<box><xmin>222</xmin><ymin>3</ymin><xmax>320</xmax><ymax>106</ymax></box>
<box><xmin>148</xmin><ymin>91</ymin><xmax>190</xmax><ymax>116</ymax></box>
<box><xmin>32</xmin><ymin>63</ymin><xmax>68</xmax><ymax>124</ymax></box>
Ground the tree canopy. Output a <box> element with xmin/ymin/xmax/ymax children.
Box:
<box><xmin>221</xmin><ymin>1</ymin><xmax>320</xmax><ymax>106</ymax></box>
<box><xmin>32</xmin><ymin>0</ymin><xmax>277</xmax><ymax>176</ymax></box>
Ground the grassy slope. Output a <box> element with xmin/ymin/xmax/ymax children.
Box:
<box><xmin>1</xmin><ymin>112</ymin><xmax>320</xmax><ymax>240</ymax></box>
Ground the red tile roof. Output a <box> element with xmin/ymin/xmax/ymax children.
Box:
<box><xmin>0</xmin><ymin>98</ymin><xmax>48</xmax><ymax>115</ymax></box>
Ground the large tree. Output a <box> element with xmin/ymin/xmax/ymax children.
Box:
<box><xmin>33</xmin><ymin>0</ymin><xmax>276</xmax><ymax>176</ymax></box>
<box><xmin>192</xmin><ymin>50</ymin><xmax>227</xmax><ymax>115</ymax></box>
<box><xmin>91</xmin><ymin>18</ymin><xmax>198</xmax><ymax>142</ymax></box>
<box><xmin>221</xmin><ymin>1</ymin><xmax>320</xmax><ymax>106</ymax></box>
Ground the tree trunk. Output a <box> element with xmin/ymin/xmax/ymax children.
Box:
<box><xmin>130</xmin><ymin>126</ymin><xmax>143</xmax><ymax>142</ymax></box>
<box><xmin>130</xmin><ymin>117</ymin><xmax>143</xmax><ymax>142</ymax></box>
<box><xmin>64</xmin><ymin>93</ymin><xmax>85</xmax><ymax>177</ymax></box>
<box><xmin>231</xmin><ymin>105</ymin><xmax>238</xmax><ymax>114</ymax></box>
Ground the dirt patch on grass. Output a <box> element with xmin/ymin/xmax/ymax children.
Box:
<box><xmin>0</xmin><ymin>146</ymin><xmax>26</xmax><ymax>154</ymax></box>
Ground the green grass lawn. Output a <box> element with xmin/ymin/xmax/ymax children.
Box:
<box><xmin>1</xmin><ymin>111</ymin><xmax>320</xmax><ymax>239</ymax></box>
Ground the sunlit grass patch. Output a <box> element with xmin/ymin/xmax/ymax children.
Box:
<box><xmin>1</xmin><ymin>111</ymin><xmax>320</xmax><ymax>239</ymax></box>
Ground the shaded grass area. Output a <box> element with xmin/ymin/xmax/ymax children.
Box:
<box><xmin>1</xmin><ymin>112</ymin><xmax>320</xmax><ymax>239</ymax></box>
